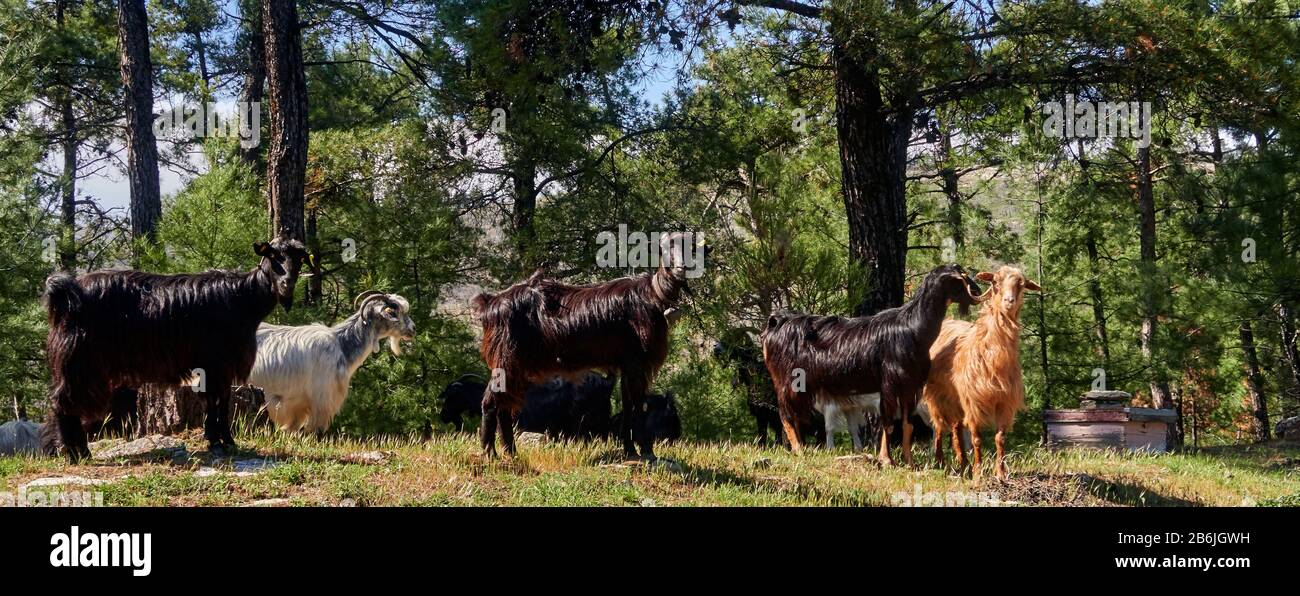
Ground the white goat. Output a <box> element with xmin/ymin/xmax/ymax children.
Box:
<box><xmin>815</xmin><ymin>393</ymin><xmax>933</xmax><ymax>451</ymax></box>
<box><xmin>249</xmin><ymin>292</ymin><xmax>415</xmax><ymax>433</ymax></box>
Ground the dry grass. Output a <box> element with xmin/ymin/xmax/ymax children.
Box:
<box><xmin>2</xmin><ymin>429</ymin><xmax>1296</xmax><ymax>507</ymax></box>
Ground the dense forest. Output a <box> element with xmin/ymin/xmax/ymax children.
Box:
<box><xmin>1</xmin><ymin>0</ymin><xmax>1297</xmax><ymax>452</ymax></box>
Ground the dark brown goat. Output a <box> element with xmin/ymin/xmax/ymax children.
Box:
<box><xmin>41</xmin><ymin>240</ymin><xmax>310</xmax><ymax>460</ymax></box>
<box><xmin>760</xmin><ymin>265</ymin><xmax>984</xmax><ymax>466</ymax></box>
<box><xmin>471</xmin><ymin>233</ymin><xmax>702</xmax><ymax>460</ymax></box>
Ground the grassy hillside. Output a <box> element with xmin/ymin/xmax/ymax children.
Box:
<box><xmin>2</xmin><ymin>430</ymin><xmax>1297</xmax><ymax>507</ymax></box>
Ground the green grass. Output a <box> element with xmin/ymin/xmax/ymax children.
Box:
<box><xmin>2</xmin><ymin>429</ymin><xmax>1297</xmax><ymax>506</ymax></box>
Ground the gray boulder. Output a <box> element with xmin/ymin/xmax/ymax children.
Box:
<box><xmin>1276</xmin><ymin>416</ymin><xmax>1300</xmax><ymax>441</ymax></box>
<box><xmin>0</xmin><ymin>420</ymin><xmax>44</xmax><ymax>456</ymax></box>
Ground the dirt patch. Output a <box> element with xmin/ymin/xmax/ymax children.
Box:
<box><xmin>992</xmin><ymin>472</ymin><xmax>1096</xmax><ymax>506</ymax></box>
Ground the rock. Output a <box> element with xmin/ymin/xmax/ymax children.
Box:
<box><xmin>195</xmin><ymin>457</ymin><xmax>278</xmax><ymax>478</ymax></box>
<box><xmin>516</xmin><ymin>432</ymin><xmax>548</xmax><ymax>446</ymax></box>
<box><xmin>339</xmin><ymin>450</ymin><xmax>393</xmax><ymax>465</ymax></box>
<box><xmin>1276</xmin><ymin>416</ymin><xmax>1300</xmax><ymax>441</ymax></box>
<box><xmin>0</xmin><ymin>420</ymin><xmax>43</xmax><ymax>456</ymax></box>
<box><xmin>93</xmin><ymin>435</ymin><xmax>188</xmax><ymax>463</ymax></box>
<box><xmin>247</xmin><ymin>498</ymin><xmax>292</xmax><ymax>507</ymax></box>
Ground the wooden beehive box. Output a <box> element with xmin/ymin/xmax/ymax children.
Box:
<box><xmin>1043</xmin><ymin>390</ymin><xmax>1178</xmax><ymax>453</ymax></box>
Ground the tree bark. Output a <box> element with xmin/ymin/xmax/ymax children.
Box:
<box><xmin>1034</xmin><ymin>180</ymin><xmax>1050</xmax><ymax>441</ymax></box>
<box><xmin>1279</xmin><ymin>303</ymin><xmax>1300</xmax><ymax>418</ymax></box>
<box><xmin>56</xmin><ymin>0</ymin><xmax>77</xmax><ymax>273</ymax></box>
<box><xmin>59</xmin><ymin>88</ymin><xmax>77</xmax><ymax>273</ymax></box>
<box><xmin>1085</xmin><ymin>233</ymin><xmax>1110</xmax><ymax>366</ymax></box>
<box><xmin>136</xmin><ymin>384</ymin><xmax>265</xmax><ymax>435</ymax></box>
<box><xmin>1239</xmin><ymin>320</ymin><xmax>1269</xmax><ymax>441</ymax></box>
<box><xmin>938</xmin><ymin>119</ymin><xmax>963</xmax><ymax>248</ymax></box>
<box><xmin>833</xmin><ymin>42</ymin><xmax>910</xmax><ymax>315</ymax></box>
<box><xmin>239</xmin><ymin>0</ymin><xmax>266</xmax><ymax>169</ymax></box>
<box><xmin>512</xmin><ymin>157</ymin><xmax>538</xmax><ymax>272</ymax></box>
<box><xmin>117</xmin><ymin>0</ymin><xmax>162</xmax><ymax>244</ymax></box>
<box><xmin>1135</xmin><ymin>142</ymin><xmax>1178</xmax><ymax>448</ymax></box>
<box><xmin>305</xmin><ymin>206</ymin><xmax>322</xmax><ymax>304</ymax></box>
<box><xmin>262</xmin><ymin>0</ymin><xmax>307</xmax><ymax>242</ymax></box>
<box><xmin>191</xmin><ymin>30</ymin><xmax>209</xmax><ymax>89</ymax></box>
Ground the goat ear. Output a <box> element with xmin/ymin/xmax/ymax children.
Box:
<box><xmin>253</xmin><ymin>242</ymin><xmax>272</xmax><ymax>257</ymax></box>
<box><xmin>1024</xmin><ymin>279</ymin><xmax>1042</xmax><ymax>292</ymax></box>
<box><xmin>975</xmin><ymin>271</ymin><xmax>995</xmax><ymax>282</ymax></box>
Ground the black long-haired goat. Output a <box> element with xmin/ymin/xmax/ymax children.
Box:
<box><xmin>471</xmin><ymin>232</ymin><xmax>703</xmax><ymax>461</ymax></box>
<box><xmin>761</xmin><ymin>265</ymin><xmax>984</xmax><ymax>466</ymax></box>
<box><xmin>41</xmin><ymin>239</ymin><xmax>311</xmax><ymax>460</ymax></box>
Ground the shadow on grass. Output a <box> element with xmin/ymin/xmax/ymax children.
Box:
<box><xmin>1194</xmin><ymin>441</ymin><xmax>1300</xmax><ymax>474</ymax></box>
<box><xmin>1080</xmin><ymin>474</ymin><xmax>1200</xmax><ymax>506</ymax></box>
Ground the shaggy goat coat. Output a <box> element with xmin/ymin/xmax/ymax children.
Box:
<box><xmin>761</xmin><ymin>265</ymin><xmax>984</xmax><ymax>465</ymax></box>
<box><xmin>923</xmin><ymin>266</ymin><xmax>1039</xmax><ymax>480</ymax></box>
<box><xmin>41</xmin><ymin>240</ymin><xmax>308</xmax><ymax>460</ymax></box>
<box><xmin>249</xmin><ymin>294</ymin><xmax>414</xmax><ymax>433</ymax></box>
<box><xmin>472</xmin><ymin>233</ymin><xmax>701</xmax><ymax>460</ymax></box>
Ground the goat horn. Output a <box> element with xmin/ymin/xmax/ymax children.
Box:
<box><xmin>354</xmin><ymin>290</ymin><xmax>385</xmax><ymax>309</ymax></box>
<box><xmin>969</xmin><ymin>285</ymin><xmax>994</xmax><ymax>303</ymax></box>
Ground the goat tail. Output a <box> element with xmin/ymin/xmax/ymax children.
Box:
<box><xmin>43</xmin><ymin>274</ymin><xmax>84</xmax><ymax>326</ymax></box>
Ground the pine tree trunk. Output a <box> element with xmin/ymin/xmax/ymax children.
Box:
<box><xmin>56</xmin><ymin>0</ymin><xmax>77</xmax><ymax>273</ymax></box>
<box><xmin>1135</xmin><ymin>143</ymin><xmax>1179</xmax><ymax>447</ymax></box>
<box><xmin>306</xmin><ymin>207</ymin><xmax>322</xmax><ymax>304</ymax></box>
<box><xmin>136</xmin><ymin>385</ymin><xmax>266</xmax><ymax>435</ymax></box>
<box><xmin>938</xmin><ymin>120</ymin><xmax>963</xmax><ymax>248</ymax></box>
<box><xmin>59</xmin><ymin>95</ymin><xmax>77</xmax><ymax>273</ymax></box>
<box><xmin>1034</xmin><ymin>183</ymin><xmax>1051</xmax><ymax>441</ymax></box>
<box><xmin>191</xmin><ymin>29</ymin><xmax>209</xmax><ymax>89</ymax></box>
<box><xmin>512</xmin><ymin>157</ymin><xmax>538</xmax><ymax>272</ymax></box>
<box><xmin>117</xmin><ymin>0</ymin><xmax>162</xmax><ymax>244</ymax></box>
<box><xmin>1278</xmin><ymin>303</ymin><xmax>1300</xmax><ymax>418</ymax></box>
<box><xmin>239</xmin><ymin>0</ymin><xmax>265</xmax><ymax>169</ymax></box>
<box><xmin>833</xmin><ymin>42</ymin><xmax>910</xmax><ymax>316</ymax></box>
<box><xmin>262</xmin><ymin>0</ymin><xmax>307</xmax><ymax>242</ymax></box>
<box><xmin>1085</xmin><ymin>233</ymin><xmax>1110</xmax><ymax>366</ymax></box>
<box><xmin>1240</xmin><ymin>320</ymin><xmax>1269</xmax><ymax>441</ymax></box>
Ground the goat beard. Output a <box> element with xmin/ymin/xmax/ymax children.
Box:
<box><xmin>388</xmin><ymin>336</ymin><xmax>403</xmax><ymax>356</ymax></box>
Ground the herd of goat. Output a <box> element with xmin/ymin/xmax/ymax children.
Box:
<box><xmin>19</xmin><ymin>232</ymin><xmax>1039</xmax><ymax>481</ymax></box>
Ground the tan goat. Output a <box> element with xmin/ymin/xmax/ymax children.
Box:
<box><xmin>923</xmin><ymin>266</ymin><xmax>1040</xmax><ymax>481</ymax></box>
